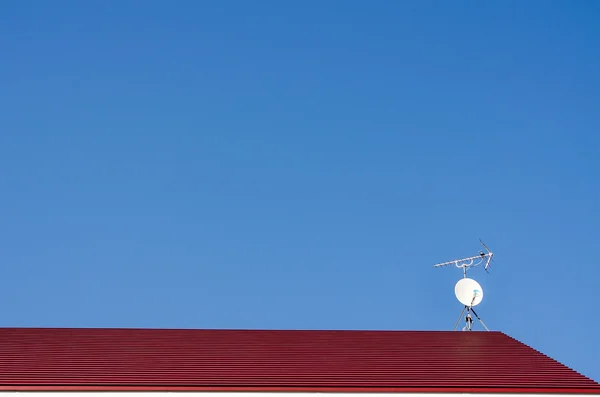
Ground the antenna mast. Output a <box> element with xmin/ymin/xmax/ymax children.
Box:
<box><xmin>434</xmin><ymin>239</ymin><xmax>494</xmax><ymax>331</ymax></box>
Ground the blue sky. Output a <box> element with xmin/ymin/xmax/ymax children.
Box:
<box><xmin>2</xmin><ymin>0</ymin><xmax>599</xmax><ymax>381</ymax></box>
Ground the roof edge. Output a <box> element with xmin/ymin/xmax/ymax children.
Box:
<box><xmin>501</xmin><ymin>332</ymin><xmax>599</xmax><ymax>387</ymax></box>
<box><xmin>0</xmin><ymin>326</ymin><xmax>506</xmax><ymax>332</ymax></box>
<box><xmin>0</xmin><ymin>386</ymin><xmax>599</xmax><ymax>394</ymax></box>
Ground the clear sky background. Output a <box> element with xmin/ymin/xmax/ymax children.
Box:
<box><xmin>2</xmin><ymin>0</ymin><xmax>599</xmax><ymax>382</ymax></box>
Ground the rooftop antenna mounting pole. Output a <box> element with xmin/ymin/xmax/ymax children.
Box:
<box><xmin>453</xmin><ymin>305</ymin><xmax>490</xmax><ymax>332</ymax></box>
<box><xmin>434</xmin><ymin>240</ymin><xmax>494</xmax><ymax>332</ymax></box>
<box><xmin>470</xmin><ymin>307</ymin><xmax>490</xmax><ymax>331</ymax></box>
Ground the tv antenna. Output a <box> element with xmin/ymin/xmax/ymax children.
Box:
<box><xmin>433</xmin><ymin>239</ymin><xmax>494</xmax><ymax>332</ymax></box>
<box><xmin>433</xmin><ymin>238</ymin><xmax>494</xmax><ymax>278</ymax></box>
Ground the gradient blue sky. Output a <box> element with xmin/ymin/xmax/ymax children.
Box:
<box><xmin>2</xmin><ymin>0</ymin><xmax>599</xmax><ymax>382</ymax></box>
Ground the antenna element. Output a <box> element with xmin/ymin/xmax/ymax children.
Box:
<box><xmin>433</xmin><ymin>239</ymin><xmax>493</xmax><ymax>278</ymax></box>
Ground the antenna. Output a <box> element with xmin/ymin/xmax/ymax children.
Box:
<box><xmin>433</xmin><ymin>239</ymin><xmax>494</xmax><ymax>278</ymax></box>
<box><xmin>434</xmin><ymin>240</ymin><xmax>495</xmax><ymax>331</ymax></box>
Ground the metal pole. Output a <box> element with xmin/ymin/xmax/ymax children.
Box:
<box><xmin>470</xmin><ymin>308</ymin><xmax>490</xmax><ymax>331</ymax></box>
<box><xmin>453</xmin><ymin>306</ymin><xmax>466</xmax><ymax>331</ymax></box>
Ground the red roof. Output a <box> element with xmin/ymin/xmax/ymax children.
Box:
<box><xmin>0</xmin><ymin>328</ymin><xmax>598</xmax><ymax>394</ymax></box>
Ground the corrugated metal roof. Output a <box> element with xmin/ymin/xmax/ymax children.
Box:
<box><xmin>0</xmin><ymin>328</ymin><xmax>597</xmax><ymax>393</ymax></box>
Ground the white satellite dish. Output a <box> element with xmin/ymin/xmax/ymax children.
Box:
<box><xmin>455</xmin><ymin>278</ymin><xmax>483</xmax><ymax>307</ymax></box>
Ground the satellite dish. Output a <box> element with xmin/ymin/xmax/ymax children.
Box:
<box><xmin>455</xmin><ymin>278</ymin><xmax>483</xmax><ymax>307</ymax></box>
